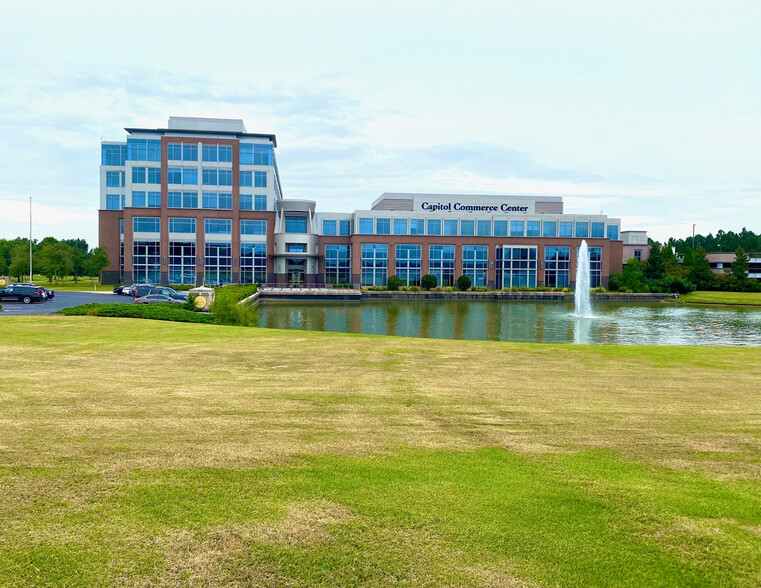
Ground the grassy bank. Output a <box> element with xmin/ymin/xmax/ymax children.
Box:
<box><xmin>2</xmin><ymin>316</ymin><xmax>761</xmax><ymax>586</ymax></box>
<box><xmin>671</xmin><ymin>290</ymin><xmax>761</xmax><ymax>306</ymax></box>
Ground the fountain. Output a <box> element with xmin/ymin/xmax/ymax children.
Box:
<box><xmin>574</xmin><ymin>240</ymin><xmax>594</xmax><ymax>318</ymax></box>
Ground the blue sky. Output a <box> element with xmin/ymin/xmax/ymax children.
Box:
<box><xmin>1</xmin><ymin>0</ymin><xmax>759</xmax><ymax>247</ymax></box>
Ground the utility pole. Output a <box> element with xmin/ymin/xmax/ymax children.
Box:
<box><xmin>692</xmin><ymin>224</ymin><xmax>696</xmax><ymax>252</ymax></box>
<box><xmin>29</xmin><ymin>196</ymin><xmax>33</xmax><ymax>281</ymax></box>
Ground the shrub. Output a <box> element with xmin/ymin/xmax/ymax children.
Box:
<box><xmin>386</xmin><ymin>276</ymin><xmax>403</xmax><ymax>291</ymax></box>
<box><xmin>408</xmin><ymin>286</ymin><xmax>421</xmax><ymax>292</ymax></box>
<box><xmin>58</xmin><ymin>303</ymin><xmax>216</xmax><ymax>324</ymax></box>
<box><xmin>472</xmin><ymin>286</ymin><xmax>488</xmax><ymax>292</ymax></box>
<box><xmin>183</xmin><ymin>293</ymin><xmax>197</xmax><ymax>311</ymax></box>
<box><xmin>421</xmin><ymin>274</ymin><xmax>437</xmax><ymax>290</ymax></box>
<box><xmin>444</xmin><ymin>286</ymin><xmax>455</xmax><ymax>292</ymax></box>
<box><xmin>209</xmin><ymin>284</ymin><xmax>259</xmax><ymax>326</ymax></box>
<box><xmin>456</xmin><ymin>275</ymin><xmax>471</xmax><ymax>291</ymax></box>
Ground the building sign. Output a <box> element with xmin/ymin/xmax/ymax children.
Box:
<box><xmin>421</xmin><ymin>202</ymin><xmax>529</xmax><ymax>213</ymax></box>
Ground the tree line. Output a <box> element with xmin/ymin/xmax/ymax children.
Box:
<box><xmin>671</xmin><ymin>227</ymin><xmax>761</xmax><ymax>255</ymax></box>
<box><xmin>0</xmin><ymin>237</ymin><xmax>110</xmax><ymax>282</ymax></box>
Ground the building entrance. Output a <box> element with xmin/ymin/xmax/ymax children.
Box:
<box><xmin>287</xmin><ymin>258</ymin><xmax>306</xmax><ymax>286</ymax></box>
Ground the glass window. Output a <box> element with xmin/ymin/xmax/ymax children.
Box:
<box><xmin>132</xmin><ymin>191</ymin><xmax>146</xmax><ymax>207</ymax></box>
<box><xmin>607</xmin><ymin>225</ymin><xmax>619</xmax><ymax>240</ymax></box>
<box><xmin>285</xmin><ymin>216</ymin><xmax>307</xmax><ymax>233</ymax></box>
<box><xmin>147</xmin><ymin>140</ymin><xmax>161</xmax><ymax>161</ymax></box>
<box><xmin>202</xmin><ymin>168</ymin><xmax>218</xmax><ymax>186</ymax></box>
<box><xmin>460</xmin><ymin>220</ymin><xmax>475</xmax><ymax>236</ymax></box>
<box><xmin>376</xmin><ymin>218</ymin><xmax>390</xmax><ymax>235</ymax></box>
<box><xmin>239</xmin><ymin>194</ymin><xmax>253</xmax><ymax>211</ymax></box>
<box><xmin>126</xmin><ymin>139</ymin><xmax>147</xmax><ymax>161</ymax></box>
<box><xmin>543</xmin><ymin>221</ymin><xmax>557</xmax><ymax>237</ymax></box>
<box><xmin>182</xmin><ymin>144</ymin><xmax>197</xmax><ymax>161</ymax></box>
<box><xmin>254</xmin><ymin>194</ymin><xmax>267</xmax><ymax>211</ymax></box>
<box><xmin>427</xmin><ymin>219</ymin><xmax>441</xmax><ymax>236</ymax></box>
<box><xmin>168</xmin><ymin>241</ymin><xmax>196</xmax><ymax>285</ymax></box>
<box><xmin>494</xmin><ymin>220</ymin><xmax>508</xmax><ymax>237</ymax></box>
<box><xmin>585</xmin><ymin>246</ymin><xmax>602</xmax><ymax>288</ymax></box>
<box><xmin>544</xmin><ymin>246</ymin><xmax>570</xmax><ymax>288</ymax></box>
<box><xmin>254</xmin><ymin>171</ymin><xmax>267</xmax><ymax>187</ymax></box>
<box><xmin>219</xmin><ymin>193</ymin><xmax>232</xmax><ymax>210</ymax></box>
<box><xmin>462</xmin><ymin>245</ymin><xmax>488</xmax><ymax>287</ymax></box>
<box><xmin>204</xmin><ymin>242</ymin><xmax>232</xmax><ymax>285</ymax></box>
<box><xmin>147</xmin><ymin>167</ymin><xmax>161</xmax><ymax>184</ymax></box>
<box><xmin>106</xmin><ymin>194</ymin><xmax>122</xmax><ymax>210</ymax></box>
<box><xmin>339</xmin><ymin>220</ymin><xmax>351</xmax><ymax>236</ymax></box>
<box><xmin>575</xmin><ymin>221</ymin><xmax>589</xmax><ymax>238</ymax></box>
<box><xmin>147</xmin><ymin>191</ymin><xmax>161</xmax><ymax>207</ymax></box>
<box><xmin>239</xmin><ymin>170</ymin><xmax>252</xmax><ymax>187</ymax></box>
<box><xmin>510</xmin><ymin>221</ymin><xmax>524</xmax><ymax>237</ymax></box>
<box><xmin>167</xmin><ymin>168</ymin><xmax>182</xmax><ymax>184</ymax></box>
<box><xmin>168</xmin><ymin>191</ymin><xmax>182</xmax><ymax>208</ymax></box>
<box><xmin>182</xmin><ymin>168</ymin><xmax>198</xmax><ymax>185</ymax></box>
<box><xmin>429</xmin><ymin>245</ymin><xmax>455</xmax><ymax>287</ymax></box>
<box><xmin>106</xmin><ymin>171</ymin><xmax>123</xmax><ymax>187</ymax></box>
<box><xmin>444</xmin><ymin>219</ymin><xmax>458</xmax><ymax>236</ymax></box>
<box><xmin>240</xmin><ymin>243</ymin><xmax>267</xmax><ymax>284</ymax></box>
<box><xmin>203</xmin><ymin>192</ymin><xmax>218</xmax><ymax>209</ymax></box>
<box><xmin>133</xmin><ymin>240</ymin><xmax>161</xmax><ymax>283</ymax></box>
<box><xmin>202</xmin><ymin>145</ymin><xmax>218</xmax><ymax>162</ymax></box>
<box><xmin>394</xmin><ymin>218</ymin><xmax>408</xmax><ymax>235</ymax></box>
<box><xmin>254</xmin><ymin>144</ymin><xmax>273</xmax><ymax>165</ymax></box>
<box><xmin>325</xmin><ymin>244</ymin><xmax>351</xmax><ymax>285</ymax></box>
<box><xmin>102</xmin><ymin>144</ymin><xmax>127</xmax><ymax>166</ymax></box>
<box><xmin>183</xmin><ymin>191</ymin><xmax>198</xmax><ymax>208</ymax></box>
<box><xmin>323</xmin><ymin>220</ymin><xmax>337</xmax><ymax>236</ymax></box>
<box><xmin>497</xmin><ymin>246</ymin><xmax>537</xmax><ymax>288</ymax></box>
<box><xmin>204</xmin><ymin>219</ymin><xmax>232</xmax><ymax>234</ymax></box>
<box><xmin>133</xmin><ymin>217</ymin><xmax>160</xmax><ymax>233</ymax></box>
<box><xmin>241</xmin><ymin>220</ymin><xmax>266</xmax><ymax>235</ymax></box>
<box><xmin>527</xmin><ymin>221</ymin><xmax>540</xmax><ymax>237</ymax></box>
<box><xmin>218</xmin><ymin>145</ymin><xmax>232</xmax><ymax>162</ymax></box>
<box><xmin>559</xmin><ymin>221</ymin><xmax>573</xmax><ymax>238</ymax></box>
<box><xmin>169</xmin><ymin>218</ymin><xmax>196</xmax><ymax>233</ymax></box>
<box><xmin>132</xmin><ymin>167</ymin><xmax>146</xmax><ymax>184</ymax></box>
<box><xmin>239</xmin><ymin>143</ymin><xmax>253</xmax><ymax>165</ymax></box>
<box><xmin>120</xmin><ymin>219</ymin><xmax>124</xmax><ymax>235</ymax></box>
<box><xmin>167</xmin><ymin>144</ymin><xmax>182</xmax><ymax>161</ymax></box>
<box><xmin>591</xmin><ymin>222</ymin><xmax>605</xmax><ymax>238</ymax></box>
<box><xmin>359</xmin><ymin>218</ymin><xmax>373</xmax><ymax>234</ymax></box>
<box><xmin>410</xmin><ymin>219</ymin><xmax>425</xmax><ymax>235</ymax></box>
<box><xmin>395</xmin><ymin>244</ymin><xmax>422</xmax><ymax>286</ymax></box>
<box><xmin>218</xmin><ymin>169</ymin><xmax>232</xmax><ymax>186</ymax></box>
<box><xmin>477</xmin><ymin>220</ymin><xmax>491</xmax><ymax>236</ymax></box>
<box><xmin>361</xmin><ymin>244</ymin><xmax>388</xmax><ymax>287</ymax></box>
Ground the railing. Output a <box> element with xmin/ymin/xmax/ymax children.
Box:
<box><xmin>261</xmin><ymin>282</ymin><xmax>360</xmax><ymax>290</ymax></box>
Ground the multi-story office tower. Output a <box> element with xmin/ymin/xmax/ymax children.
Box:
<box><xmin>100</xmin><ymin>116</ymin><xmax>641</xmax><ymax>288</ymax></box>
<box><xmin>99</xmin><ymin>116</ymin><xmax>281</xmax><ymax>285</ymax></box>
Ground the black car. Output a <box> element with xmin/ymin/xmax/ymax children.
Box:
<box><xmin>113</xmin><ymin>285</ymin><xmax>125</xmax><ymax>295</ymax></box>
<box><xmin>15</xmin><ymin>283</ymin><xmax>55</xmax><ymax>299</ymax></box>
<box><xmin>0</xmin><ymin>285</ymin><xmax>46</xmax><ymax>304</ymax></box>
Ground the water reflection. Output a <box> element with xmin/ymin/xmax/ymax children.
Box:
<box><xmin>259</xmin><ymin>300</ymin><xmax>761</xmax><ymax>346</ymax></box>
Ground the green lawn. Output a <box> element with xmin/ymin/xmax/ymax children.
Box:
<box><xmin>2</xmin><ymin>316</ymin><xmax>761</xmax><ymax>586</ymax></box>
<box><xmin>672</xmin><ymin>290</ymin><xmax>761</xmax><ymax>306</ymax></box>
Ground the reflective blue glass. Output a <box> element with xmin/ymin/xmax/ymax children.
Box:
<box><xmin>106</xmin><ymin>194</ymin><xmax>122</xmax><ymax>210</ymax></box>
<box><xmin>202</xmin><ymin>145</ymin><xmax>218</xmax><ymax>162</ymax></box>
<box><xmin>444</xmin><ymin>219</ymin><xmax>458</xmax><ymax>236</ymax></box>
<box><xmin>254</xmin><ymin>144</ymin><xmax>273</xmax><ymax>165</ymax></box>
<box><xmin>241</xmin><ymin>220</ymin><xmax>266</xmax><ymax>235</ymax></box>
<box><xmin>167</xmin><ymin>144</ymin><xmax>182</xmax><ymax>160</ymax></box>
<box><xmin>285</xmin><ymin>216</ymin><xmax>307</xmax><ymax>233</ymax></box>
<box><xmin>510</xmin><ymin>221</ymin><xmax>524</xmax><ymax>237</ymax></box>
<box><xmin>218</xmin><ymin>169</ymin><xmax>232</xmax><ymax>186</ymax></box>
<box><xmin>147</xmin><ymin>140</ymin><xmax>161</xmax><ymax>161</ymax></box>
<box><xmin>148</xmin><ymin>191</ymin><xmax>161</xmax><ymax>207</ymax></box>
<box><xmin>167</xmin><ymin>168</ymin><xmax>182</xmax><ymax>184</ymax></box>
<box><xmin>182</xmin><ymin>168</ymin><xmax>198</xmax><ymax>185</ymax></box>
<box><xmin>202</xmin><ymin>169</ymin><xmax>217</xmax><ymax>185</ymax></box>
<box><xmin>204</xmin><ymin>219</ymin><xmax>232</xmax><ymax>234</ymax></box>
<box><xmin>239</xmin><ymin>194</ymin><xmax>253</xmax><ymax>211</ymax></box>
<box><xmin>559</xmin><ymin>221</ymin><xmax>573</xmax><ymax>238</ymax></box>
<box><xmin>169</xmin><ymin>218</ymin><xmax>196</xmax><ymax>233</ymax></box>
<box><xmin>133</xmin><ymin>217</ymin><xmax>160</xmax><ymax>233</ymax></box>
<box><xmin>219</xmin><ymin>145</ymin><xmax>232</xmax><ymax>162</ymax></box>
<box><xmin>575</xmin><ymin>222</ymin><xmax>589</xmax><ymax>238</ymax></box>
<box><xmin>376</xmin><ymin>218</ymin><xmax>390</xmax><ymax>235</ymax></box>
<box><xmin>183</xmin><ymin>192</ymin><xmax>197</xmax><ymax>208</ymax></box>
<box><xmin>168</xmin><ymin>191</ymin><xmax>182</xmax><ymax>208</ymax></box>
<box><xmin>132</xmin><ymin>167</ymin><xmax>146</xmax><ymax>184</ymax></box>
<box><xmin>239</xmin><ymin>143</ymin><xmax>253</xmax><ymax>165</ymax></box>
<box><xmin>147</xmin><ymin>167</ymin><xmax>161</xmax><ymax>184</ymax></box>
<box><xmin>477</xmin><ymin>220</ymin><xmax>491</xmax><ymax>237</ymax></box>
<box><xmin>106</xmin><ymin>171</ymin><xmax>123</xmax><ymax>187</ymax></box>
<box><xmin>218</xmin><ymin>193</ymin><xmax>232</xmax><ymax>209</ymax></box>
<box><xmin>254</xmin><ymin>171</ymin><xmax>267</xmax><ymax>187</ymax></box>
<box><xmin>203</xmin><ymin>192</ymin><xmax>218</xmax><ymax>209</ymax></box>
<box><xmin>359</xmin><ymin>218</ymin><xmax>373</xmax><ymax>234</ymax></box>
<box><xmin>254</xmin><ymin>194</ymin><xmax>267</xmax><ymax>211</ymax></box>
<box><xmin>591</xmin><ymin>222</ymin><xmax>605</xmax><ymax>238</ymax></box>
<box><xmin>494</xmin><ymin>220</ymin><xmax>508</xmax><ymax>237</ymax></box>
<box><xmin>427</xmin><ymin>219</ymin><xmax>441</xmax><ymax>236</ymax></box>
<box><xmin>526</xmin><ymin>221</ymin><xmax>540</xmax><ymax>237</ymax></box>
<box><xmin>102</xmin><ymin>144</ymin><xmax>127</xmax><ymax>166</ymax></box>
<box><xmin>460</xmin><ymin>220</ymin><xmax>474</xmax><ymax>236</ymax></box>
<box><xmin>132</xmin><ymin>191</ymin><xmax>146</xmax><ymax>207</ymax></box>
<box><xmin>339</xmin><ymin>220</ymin><xmax>351</xmax><ymax>236</ymax></box>
<box><xmin>607</xmin><ymin>225</ymin><xmax>619</xmax><ymax>240</ymax></box>
<box><xmin>239</xmin><ymin>171</ymin><xmax>252</xmax><ymax>187</ymax></box>
<box><xmin>409</xmin><ymin>219</ymin><xmax>424</xmax><ymax>235</ymax></box>
<box><xmin>323</xmin><ymin>220</ymin><xmax>337</xmax><ymax>236</ymax></box>
<box><xmin>394</xmin><ymin>219</ymin><xmax>408</xmax><ymax>235</ymax></box>
<box><xmin>543</xmin><ymin>221</ymin><xmax>557</xmax><ymax>237</ymax></box>
<box><xmin>126</xmin><ymin>139</ymin><xmax>147</xmax><ymax>161</ymax></box>
<box><xmin>182</xmin><ymin>144</ymin><xmax>198</xmax><ymax>161</ymax></box>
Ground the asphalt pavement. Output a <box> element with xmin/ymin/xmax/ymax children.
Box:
<box><xmin>0</xmin><ymin>291</ymin><xmax>135</xmax><ymax>316</ymax></box>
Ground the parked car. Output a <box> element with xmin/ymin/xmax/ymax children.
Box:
<box><xmin>0</xmin><ymin>285</ymin><xmax>46</xmax><ymax>304</ymax></box>
<box><xmin>148</xmin><ymin>287</ymin><xmax>188</xmax><ymax>300</ymax></box>
<box><xmin>113</xmin><ymin>285</ymin><xmax>125</xmax><ymax>295</ymax></box>
<box><xmin>15</xmin><ymin>283</ymin><xmax>55</xmax><ymax>299</ymax></box>
<box><xmin>122</xmin><ymin>283</ymin><xmax>152</xmax><ymax>296</ymax></box>
<box><xmin>135</xmin><ymin>294</ymin><xmax>184</xmax><ymax>304</ymax></box>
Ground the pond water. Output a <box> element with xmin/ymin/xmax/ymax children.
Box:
<box><xmin>258</xmin><ymin>300</ymin><xmax>761</xmax><ymax>346</ymax></box>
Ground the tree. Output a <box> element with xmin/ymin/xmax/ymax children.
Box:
<box><xmin>644</xmin><ymin>241</ymin><xmax>664</xmax><ymax>280</ymax></box>
<box><xmin>9</xmin><ymin>241</ymin><xmax>31</xmax><ymax>281</ymax></box>
<box><xmin>386</xmin><ymin>275</ymin><xmax>403</xmax><ymax>291</ymax></box>
<box><xmin>421</xmin><ymin>274</ymin><xmax>437</xmax><ymax>290</ymax></box>
<box><xmin>85</xmin><ymin>247</ymin><xmax>110</xmax><ymax>282</ymax></box>
<box><xmin>730</xmin><ymin>247</ymin><xmax>749</xmax><ymax>282</ymax></box>
<box><xmin>37</xmin><ymin>242</ymin><xmax>75</xmax><ymax>283</ymax></box>
<box><xmin>662</xmin><ymin>242</ymin><xmax>683</xmax><ymax>277</ymax></box>
<box><xmin>687</xmin><ymin>247</ymin><xmax>714</xmax><ymax>290</ymax></box>
<box><xmin>457</xmin><ymin>274</ymin><xmax>471</xmax><ymax>291</ymax></box>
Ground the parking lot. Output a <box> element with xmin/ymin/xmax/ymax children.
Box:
<box><xmin>0</xmin><ymin>291</ymin><xmax>134</xmax><ymax>316</ymax></box>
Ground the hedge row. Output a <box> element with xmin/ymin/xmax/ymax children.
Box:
<box><xmin>58</xmin><ymin>303</ymin><xmax>216</xmax><ymax>324</ymax></box>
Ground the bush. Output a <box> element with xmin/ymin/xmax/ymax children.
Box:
<box><xmin>472</xmin><ymin>286</ymin><xmax>488</xmax><ymax>292</ymax></box>
<box><xmin>58</xmin><ymin>303</ymin><xmax>216</xmax><ymax>323</ymax></box>
<box><xmin>209</xmin><ymin>284</ymin><xmax>259</xmax><ymax>326</ymax></box>
<box><xmin>444</xmin><ymin>286</ymin><xmax>455</xmax><ymax>292</ymax></box>
<box><xmin>170</xmin><ymin>284</ymin><xmax>195</xmax><ymax>291</ymax></box>
<box><xmin>408</xmin><ymin>286</ymin><xmax>421</xmax><ymax>292</ymax></box>
<box><xmin>421</xmin><ymin>274</ymin><xmax>437</xmax><ymax>290</ymax></box>
<box><xmin>386</xmin><ymin>276</ymin><xmax>403</xmax><ymax>291</ymax></box>
<box><xmin>456</xmin><ymin>275</ymin><xmax>471</xmax><ymax>291</ymax></box>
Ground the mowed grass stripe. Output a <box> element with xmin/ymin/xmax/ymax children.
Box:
<box><xmin>1</xmin><ymin>315</ymin><xmax>761</xmax><ymax>586</ymax></box>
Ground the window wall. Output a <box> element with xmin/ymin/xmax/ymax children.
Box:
<box><xmin>240</xmin><ymin>243</ymin><xmax>267</xmax><ymax>284</ymax></box>
<box><xmin>361</xmin><ymin>244</ymin><xmax>388</xmax><ymax>287</ymax></box>
<box><xmin>429</xmin><ymin>245</ymin><xmax>455</xmax><ymax>287</ymax></box>
<box><xmin>496</xmin><ymin>246</ymin><xmax>537</xmax><ymax>288</ymax></box>
<box><xmin>325</xmin><ymin>244</ymin><xmax>352</xmax><ymax>285</ymax></box>
<box><xmin>133</xmin><ymin>241</ymin><xmax>160</xmax><ymax>283</ymax></box>
<box><xmin>544</xmin><ymin>246</ymin><xmax>570</xmax><ymax>287</ymax></box>
<box><xmin>205</xmin><ymin>242</ymin><xmax>232</xmax><ymax>285</ymax></box>
<box><xmin>395</xmin><ymin>244</ymin><xmax>422</xmax><ymax>286</ymax></box>
<box><xmin>169</xmin><ymin>242</ymin><xmax>196</xmax><ymax>284</ymax></box>
<box><xmin>462</xmin><ymin>245</ymin><xmax>488</xmax><ymax>287</ymax></box>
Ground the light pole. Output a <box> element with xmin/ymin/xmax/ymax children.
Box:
<box><xmin>29</xmin><ymin>196</ymin><xmax>33</xmax><ymax>281</ymax></box>
<box><xmin>692</xmin><ymin>224</ymin><xmax>696</xmax><ymax>252</ymax></box>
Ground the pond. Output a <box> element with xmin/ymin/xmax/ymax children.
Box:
<box><xmin>258</xmin><ymin>300</ymin><xmax>761</xmax><ymax>346</ymax></box>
